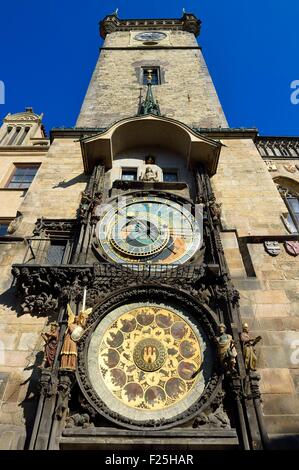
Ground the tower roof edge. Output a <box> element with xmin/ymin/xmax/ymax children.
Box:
<box><xmin>99</xmin><ymin>13</ymin><xmax>201</xmax><ymax>39</ymax></box>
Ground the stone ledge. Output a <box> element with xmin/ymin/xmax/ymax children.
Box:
<box><xmin>60</xmin><ymin>427</ymin><xmax>238</xmax><ymax>450</ymax></box>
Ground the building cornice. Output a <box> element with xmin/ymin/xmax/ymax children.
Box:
<box><xmin>50</xmin><ymin>127</ymin><xmax>299</xmax><ymax>142</ymax></box>
<box><xmin>50</xmin><ymin>128</ymin><xmax>106</xmax><ymax>143</ymax></box>
<box><xmin>0</xmin><ymin>145</ymin><xmax>49</xmax><ymax>153</ymax></box>
<box><xmin>99</xmin><ymin>13</ymin><xmax>201</xmax><ymax>39</ymax></box>
<box><xmin>194</xmin><ymin>128</ymin><xmax>259</xmax><ymax>139</ymax></box>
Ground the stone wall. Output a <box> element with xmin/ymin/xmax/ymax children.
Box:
<box><xmin>0</xmin><ymin>152</ymin><xmax>46</xmax><ymax>218</ymax></box>
<box><xmin>213</xmin><ymin>138</ymin><xmax>299</xmax><ymax>442</ymax></box>
<box><xmin>0</xmin><ymin>137</ymin><xmax>87</xmax><ymax>447</ymax></box>
<box><xmin>212</xmin><ymin>138</ymin><xmax>288</xmax><ymax>237</ymax></box>
<box><xmin>76</xmin><ymin>31</ymin><xmax>227</xmax><ymax>129</ymax></box>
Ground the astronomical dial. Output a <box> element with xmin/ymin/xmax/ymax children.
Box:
<box><xmin>95</xmin><ymin>195</ymin><xmax>202</xmax><ymax>265</ymax></box>
<box><xmin>80</xmin><ymin>295</ymin><xmax>216</xmax><ymax>428</ymax></box>
<box><xmin>134</xmin><ymin>31</ymin><xmax>167</xmax><ymax>43</ymax></box>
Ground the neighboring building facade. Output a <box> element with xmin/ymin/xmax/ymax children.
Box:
<box><xmin>0</xmin><ymin>13</ymin><xmax>298</xmax><ymax>450</ymax></box>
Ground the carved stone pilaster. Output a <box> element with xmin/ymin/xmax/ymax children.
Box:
<box><xmin>78</xmin><ymin>165</ymin><xmax>105</xmax><ymax>224</ymax></box>
<box><xmin>228</xmin><ymin>374</ymin><xmax>244</xmax><ymax>401</ymax></box>
<box><xmin>249</xmin><ymin>371</ymin><xmax>262</xmax><ymax>400</ymax></box>
<box><xmin>55</xmin><ymin>370</ymin><xmax>75</xmax><ymax>421</ymax></box>
<box><xmin>39</xmin><ymin>369</ymin><xmax>53</xmax><ymax>397</ymax></box>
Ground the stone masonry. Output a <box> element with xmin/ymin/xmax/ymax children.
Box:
<box><xmin>77</xmin><ymin>31</ymin><xmax>227</xmax><ymax>129</ymax></box>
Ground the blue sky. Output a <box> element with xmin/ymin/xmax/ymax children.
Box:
<box><xmin>0</xmin><ymin>1</ymin><xmax>298</xmax><ymax>136</ymax></box>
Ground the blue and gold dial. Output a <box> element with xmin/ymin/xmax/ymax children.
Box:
<box><xmin>95</xmin><ymin>195</ymin><xmax>202</xmax><ymax>265</ymax></box>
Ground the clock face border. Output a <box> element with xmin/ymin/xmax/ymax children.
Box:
<box><xmin>76</xmin><ymin>286</ymin><xmax>219</xmax><ymax>430</ymax></box>
<box><xmin>93</xmin><ymin>192</ymin><xmax>203</xmax><ymax>267</ymax></box>
<box><xmin>134</xmin><ymin>31</ymin><xmax>167</xmax><ymax>43</ymax></box>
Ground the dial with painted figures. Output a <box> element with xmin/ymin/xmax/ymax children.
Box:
<box><xmin>95</xmin><ymin>195</ymin><xmax>202</xmax><ymax>265</ymax></box>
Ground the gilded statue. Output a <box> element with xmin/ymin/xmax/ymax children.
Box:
<box><xmin>240</xmin><ymin>323</ymin><xmax>262</xmax><ymax>372</ymax></box>
<box><xmin>216</xmin><ymin>323</ymin><xmax>237</xmax><ymax>372</ymax></box>
<box><xmin>60</xmin><ymin>304</ymin><xmax>92</xmax><ymax>370</ymax></box>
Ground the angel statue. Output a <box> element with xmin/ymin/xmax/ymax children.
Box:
<box><xmin>60</xmin><ymin>304</ymin><xmax>92</xmax><ymax>370</ymax></box>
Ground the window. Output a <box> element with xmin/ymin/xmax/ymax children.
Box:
<box><xmin>285</xmin><ymin>196</ymin><xmax>299</xmax><ymax>233</ymax></box>
<box><xmin>7</xmin><ymin>127</ymin><xmax>21</xmax><ymax>145</ymax></box>
<box><xmin>121</xmin><ymin>168</ymin><xmax>137</xmax><ymax>181</ymax></box>
<box><xmin>142</xmin><ymin>67</ymin><xmax>160</xmax><ymax>85</ymax></box>
<box><xmin>45</xmin><ymin>240</ymin><xmax>67</xmax><ymax>265</ymax></box>
<box><xmin>0</xmin><ymin>220</ymin><xmax>10</xmax><ymax>236</ymax></box>
<box><xmin>275</xmin><ymin>179</ymin><xmax>299</xmax><ymax>233</ymax></box>
<box><xmin>17</xmin><ymin>127</ymin><xmax>30</xmax><ymax>145</ymax></box>
<box><xmin>0</xmin><ymin>127</ymin><xmax>13</xmax><ymax>145</ymax></box>
<box><xmin>6</xmin><ymin>164</ymin><xmax>40</xmax><ymax>189</ymax></box>
<box><xmin>163</xmin><ymin>169</ymin><xmax>178</xmax><ymax>182</ymax></box>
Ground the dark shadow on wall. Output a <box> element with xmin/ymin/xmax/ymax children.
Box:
<box><xmin>19</xmin><ymin>351</ymin><xmax>44</xmax><ymax>450</ymax></box>
<box><xmin>269</xmin><ymin>434</ymin><xmax>299</xmax><ymax>450</ymax></box>
<box><xmin>0</xmin><ymin>285</ymin><xmax>23</xmax><ymax>316</ymax></box>
<box><xmin>52</xmin><ymin>173</ymin><xmax>88</xmax><ymax>189</ymax></box>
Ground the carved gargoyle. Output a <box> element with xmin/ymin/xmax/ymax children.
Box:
<box><xmin>65</xmin><ymin>413</ymin><xmax>94</xmax><ymax>429</ymax></box>
<box><xmin>193</xmin><ymin>392</ymin><xmax>230</xmax><ymax>429</ymax></box>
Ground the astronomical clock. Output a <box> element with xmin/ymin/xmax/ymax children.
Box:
<box><xmin>73</xmin><ymin>188</ymin><xmax>220</xmax><ymax>430</ymax></box>
<box><xmin>93</xmin><ymin>194</ymin><xmax>203</xmax><ymax>265</ymax></box>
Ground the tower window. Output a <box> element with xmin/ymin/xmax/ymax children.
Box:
<box><xmin>142</xmin><ymin>67</ymin><xmax>160</xmax><ymax>85</ymax></box>
<box><xmin>6</xmin><ymin>164</ymin><xmax>40</xmax><ymax>189</ymax></box>
<box><xmin>121</xmin><ymin>168</ymin><xmax>137</xmax><ymax>181</ymax></box>
<box><xmin>163</xmin><ymin>169</ymin><xmax>179</xmax><ymax>182</ymax></box>
<box><xmin>0</xmin><ymin>219</ymin><xmax>12</xmax><ymax>236</ymax></box>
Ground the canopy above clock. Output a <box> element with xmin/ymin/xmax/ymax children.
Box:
<box><xmin>80</xmin><ymin>114</ymin><xmax>222</xmax><ymax>176</ymax></box>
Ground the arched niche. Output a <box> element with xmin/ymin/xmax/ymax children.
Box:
<box><xmin>80</xmin><ymin>114</ymin><xmax>221</xmax><ymax>176</ymax></box>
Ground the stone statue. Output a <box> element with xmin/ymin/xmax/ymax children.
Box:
<box><xmin>60</xmin><ymin>304</ymin><xmax>92</xmax><ymax>370</ymax></box>
<box><xmin>216</xmin><ymin>323</ymin><xmax>237</xmax><ymax>372</ymax></box>
<box><xmin>240</xmin><ymin>323</ymin><xmax>262</xmax><ymax>372</ymax></box>
<box><xmin>41</xmin><ymin>322</ymin><xmax>59</xmax><ymax>368</ymax></box>
<box><xmin>7</xmin><ymin>212</ymin><xmax>23</xmax><ymax>234</ymax></box>
<box><xmin>65</xmin><ymin>413</ymin><xmax>93</xmax><ymax>429</ymax></box>
<box><xmin>140</xmin><ymin>166</ymin><xmax>159</xmax><ymax>182</ymax></box>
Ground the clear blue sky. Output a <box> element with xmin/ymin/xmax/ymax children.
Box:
<box><xmin>0</xmin><ymin>1</ymin><xmax>298</xmax><ymax>136</ymax></box>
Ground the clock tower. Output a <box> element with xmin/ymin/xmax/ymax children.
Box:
<box><xmin>11</xmin><ymin>11</ymin><xmax>292</xmax><ymax>451</ymax></box>
<box><xmin>76</xmin><ymin>13</ymin><xmax>227</xmax><ymax>129</ymax></box>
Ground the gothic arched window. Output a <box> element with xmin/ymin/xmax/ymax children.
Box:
<box><xmin>274</xmin><ymin>177</ymin><xmax>299</xmax><ymax>233</ymax></box>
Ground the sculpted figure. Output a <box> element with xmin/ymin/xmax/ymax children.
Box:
<box><xmin>41</xmin><ymin>322</ymin><xmax>59</xmax><ymax>368</ymax></box>
<box><xmin>60</xmin><ymin>304</ymin><xmax>92</xmax><ymax>370</ymax></box>
<box><xmin>140</xmin><ymin>166</ymin><xmax>159</xmax><ymax>182</ymax></box>
<box><xmin>216</xmin><ymin>323</ymin><xmax>237</xmax><ymax>372</ymax></box>
<box><xmin>240</xmin><ymin>323</ymin><xmax>262</xmax><ymax>372</ymax></box>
